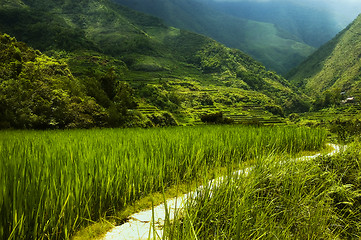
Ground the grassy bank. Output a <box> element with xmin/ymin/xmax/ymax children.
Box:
<box><xmin>168</xmin><ymin>141</ymin><xmax>361</xmax><ymax>239</ymax></box>
<box><xmin>0</xmin><ymin>125</ymin><xmax>327</xmax><ymax>239</ymax></box>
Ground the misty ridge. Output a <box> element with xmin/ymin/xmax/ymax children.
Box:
<box><xmin>211</xmin><ymin>0</ymin><xmax>361</xmax><ymax>25</ymax></box>
<box><xmin>115</xmin><ymin>0</ymin><xmax>361</xmax><ymax>74</ymax></box>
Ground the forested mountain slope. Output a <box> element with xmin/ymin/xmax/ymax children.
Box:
<box><xmin>288</xmin><ymin>14</ymin><xmax>361</xmax><ymax>101</ymax></box>
<box><xmin>206</xmin><ymin>0</ymin><xmax>341</xmax><ymax>48</ymax></box>
<box><xmin>113</xmin><ymin>0</ymin><xmax>315</xmax><ymax>74</ymax></box>
<box><xmin>0</xmin><ymin>0</ymin><xmax>309</xmax><ymax>129</ymax></box>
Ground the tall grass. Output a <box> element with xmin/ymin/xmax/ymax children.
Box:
<box><xmin>168</xmin><ymin>141</ymin><xmax>361</xmax><ymax>239</ymax></box>
<box><xmin>0</xmin><ymin>125</ymin><xmax>327</xmax><ymax>239</ymax></box>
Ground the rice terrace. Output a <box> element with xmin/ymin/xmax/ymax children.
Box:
<box><xmin>1</xmin><ymin>0</ymin><xmax>361</xmax><ymax>239</ymax></box>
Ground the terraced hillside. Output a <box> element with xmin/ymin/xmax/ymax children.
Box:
<box><xmin>0</xmin><ymin>0</ymin><xmax>309</xmax><ymax>128</ymax></box>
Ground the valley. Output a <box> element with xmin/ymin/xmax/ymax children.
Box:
<box><xmin>0</xmin><ymin>0</ymin><xmax>361</xmax><ymax>239</ymax></box>
<box><xmin>0</xmin><ymin>0</ymin><xmax>310</xmax><ymax>130</ymax></box>
<box><xmin>114</xmin><ymin>0</ymin><xmax>318</xmax><ymax>74</ymax></box>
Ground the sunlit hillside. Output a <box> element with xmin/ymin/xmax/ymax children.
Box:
<box><xmin>288</xmin><ymin>14</ymin><xmax>361</xmax><ymax>103</ymax></box>
<box><xmin>0</xmin><ymin>0</ymin><xmax>309</xmax><ymax>129</ymax></box>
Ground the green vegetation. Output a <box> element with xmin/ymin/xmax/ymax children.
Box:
<box><xmin>0</xmin><ymin>0</ymin><xmax>311</xmax><ymax>129</ymax></box>
<box><xmin>287</xmin><ymin>14</ymin><xmax>361</xmax><ymax>100</ymax></box>
<box><xmin>114</xmin><ymin>0</ymin><xmax>315</xmax><ymax>74</ymax></box>
<box><xmin>284</xmin><ymin>14</ymin><xmax>361</xmax><ymax>118</ymax></box>
<box><xmin>168</xmin><ymin>141</ymin><xmax>361</xmax><ymax>239</ymax></box>
<box><xmin>1</xmin><ymin>1</ymin><xmax>361</xmax><ymax>240</ymax></box>
<box><xmin>292</xmin><ymin>107</ymin><xmax>361</xmax><ymax>144</ymax></box>
<box><xmin>0</xmin><ymin>125</ymin><xmax>327</xmax><ymax>239</ymax></box>
<box><xmin>207</xmin><ymin>0</ymin><xmax>341</xmax><ymax>48</ymax></box>
<box><xmin>0</xmin><ymin>34</ymin><xmax>108</xmax><ymax>129</ymax></box>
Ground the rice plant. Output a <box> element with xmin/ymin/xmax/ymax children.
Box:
<box><xmin>168</xmin><ymin>140</ymin><xmax>361</xmax><ymax>239</ymax></box>
<box><xmin>0</xmin><ymin>125</ymin><xmax>327</xmax><ymax>239</ymax></box>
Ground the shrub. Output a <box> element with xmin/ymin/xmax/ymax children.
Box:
<box><xmin>200</xmin><ymin>112</ymin><xmax>234</xmax><ymax>124</ymax></box>
<box><xmin>147</xmin><ymin>112</ymin><xmax>178</xmax><ymax>127</ymax></box>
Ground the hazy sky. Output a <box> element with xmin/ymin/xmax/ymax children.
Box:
<box><xmin>212</xmin><ymin>0</ymin><xmax>361</xmax><ymax>27</ymax></box>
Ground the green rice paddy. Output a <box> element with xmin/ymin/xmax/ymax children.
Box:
<box><xmin>0</xmin><ymin>125</ymin><xmax>327</xmax><ymax>239</ymax></box>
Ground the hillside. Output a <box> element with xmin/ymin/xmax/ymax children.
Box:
<box><xmin>113</xmin><ymin>0</ymin><xmax>315</xmax><ymax>75</ymax></box>
<box><xmin>0</xmin><ymin>0</ymin><xmax>309</xmax><ymax>129</ymax></box>
<box><xmin>287</xmin><ymin>14</ymin><xmax>361</xmax><ymax>101</ymax></box>
<box><xmin>206</xmin><ymin>0</ymin><xmax>341</xmax><ymax>48</ymax></box>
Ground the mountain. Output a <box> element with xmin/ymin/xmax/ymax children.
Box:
<box><xmin>113</xmin><ymin>0</ymin><xmax>315</xmax><ymax>75</ymax></box>
<box><xmin>206</xmin><ymin>0</ymin><xmax>341</xmax><ymax>48</ymax></box>
<box><xmin>0</xmin><ymin>0</ymin><xmax>309</xmax><ymax>129</ymax></box>
<box><xmin>287</xmin><ymin>14</ymin><xmax>361</xmax><ymax>103</ymax></box>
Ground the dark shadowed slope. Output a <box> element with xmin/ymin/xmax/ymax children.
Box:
<box><xmin>206</xmin><ymin>0</ymin><xmax>341</xmax><ymax>48</ymax></box>
<box><xmin>113</xmin><ymin>0</ymin><xmax>315</xmax><ymax>74</ymax></box>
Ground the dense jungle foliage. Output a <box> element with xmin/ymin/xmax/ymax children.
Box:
<box><xmin>0</xmin><ymin>34</ymin><xmax>108</xmax><ymax>129</ymax></box>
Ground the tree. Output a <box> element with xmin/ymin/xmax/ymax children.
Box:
<box><xmin>100</xmin><ymin>67</ymin><xmax>117</xmax><ymax>100</ymax></box>
<box><xmin>0</xmin><ymin>33</ymin><xmax>107</xmax><ymax>129</ymax></box>
<box><xmin>107</xmin><ymin>81</ymin><xmax>138</xmax><ymax>127</ymax></box>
